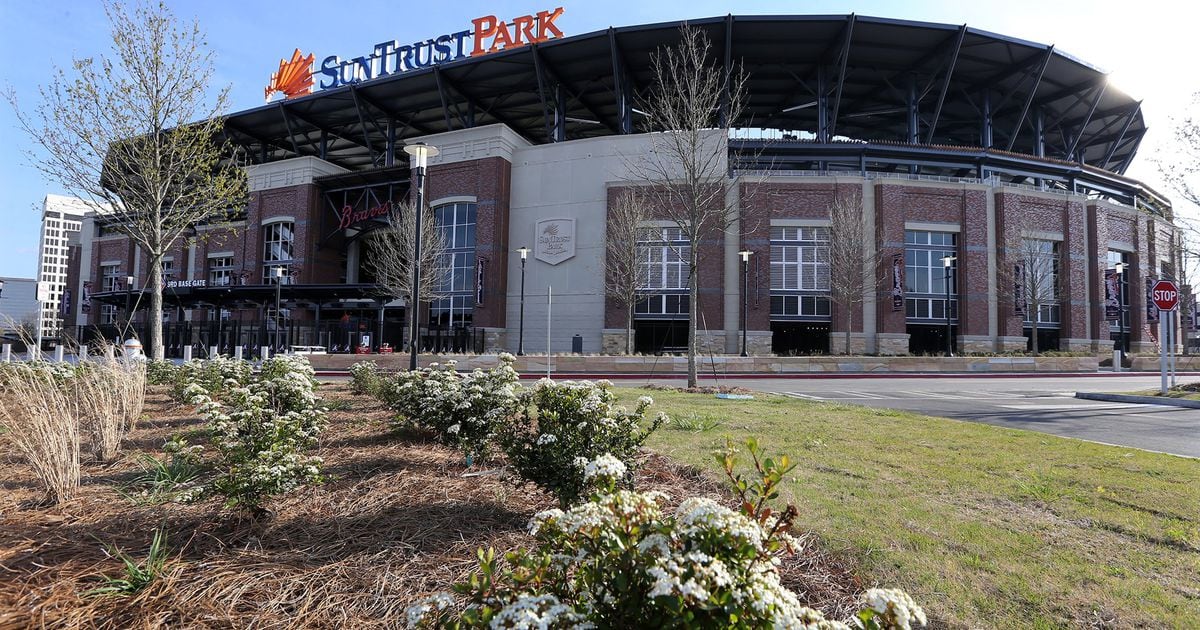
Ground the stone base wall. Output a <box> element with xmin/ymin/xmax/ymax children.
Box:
<box><xmin>997</xmin><ymin>336</ymin><xmax>1028</xmax><ymax>352</ymax></box>
<box><xmin>1061</xmin><ymin>338</ymin><xmax>1096</xmax><ymax>352</ymax></box>
<box><xmin>600</xmin><ymin>329</ymin><xmax>630</xmax><ymax>355</ymax></box>
<box><xmin>959</xmin><ymin>335</ymin><xmax>993</xmax><ymax>353</ymax></box>
<box><xmin>1131</xmin><ymin>341</ymin><xmax>1158</xmax><ymax>355</ymax></box>
<box><xmin>829</xmin><ymin>332</ymin><xmax>868</xmax><ymax>355</ymax></box>
<box><xmin>875</xmin><ymin>333</ymin><xmax>910</xmax><ymax>356</ymax></box>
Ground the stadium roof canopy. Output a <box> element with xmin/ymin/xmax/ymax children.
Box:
<box><xmin>222</xmin><ymin>14</ymin><xmax>1147</xmax><ymax>180</ymax></box>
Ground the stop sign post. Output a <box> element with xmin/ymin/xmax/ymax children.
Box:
<box><xmin>1152</xmin><ymin>279</ymin><xmax>1178</xmax><ymax>394</ymax></box>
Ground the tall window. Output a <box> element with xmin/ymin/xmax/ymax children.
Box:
<box><xmin>1022</xmin><ymin>239</ymin><xmax>1060</xmax><ymax>326</ymax></box>
<box><xmin>161</xmin><ymin>259</ymin><xmax>175</xmax><ymax>285</ymax></box>
<box><xmin>100</xmin><ymin>264</ymin><xmax>121</xmax><ymax>324</ymax></box>
<box><xmin>262</xmin><ymin>221</ymin><xmax>295</xmax><ymax>284</ymax></box>
<box><xmin>208</xmin><ymin>256</ymin><xmax>234</xmax><ymax>286</ymax></box>
<box><xmin>1108</xmin><ymin>250</ymin><xmax>1130</xmax><ymax>336</ymax></box>
<box><xmin>770</xmin><ymin>226</ymin><xmax>831</xmax><ymax>319</ymax></box>
<box><xmin>636</xmin><ymin>226</ymin><xmax>691</xmax><ymax>317</ymax></box>
<box><xmin>904</xmin><ymin>230</ymin><xmax>957</xmax><ymax>321</ymax></box>
<box><xmin>430</xmin><ymin>202</ymin><xmax>476</xmax><ymax>326</ymax></box>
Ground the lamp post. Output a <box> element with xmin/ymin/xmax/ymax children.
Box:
<box><xmin>273</xmin><ymin>266</ymin><xmax>284</xmax><ymax>356</ymax></box>
<box><xmin>124</xmin><ymin>275</ymin><xmax>135</xmax><ymax>341</ymax></box>
<box><xmin>517</xmin><ymin>246</ymin><xmax>530</xmax><ymax>355</ymax></box>
<box><xmin>1115</xmin><ymin>261</ymin><xmax>1127</xmax><ymax>358</ymax></box>
<box><xmin>403</xmin><ymin>142</ymin><xmax>439</xmax><ymax>371</ymax></box>
<box><xmin>942</xmin><ymin>256</ymin><xmax>955</xmax><ymax>357</ymax></box>
<box><xmin>738</xmin><ymin>250</ymin><xmax>753</xmax><ymax>357</ymax></box>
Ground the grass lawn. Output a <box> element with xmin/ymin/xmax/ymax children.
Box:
<box><xmin>618</xmin><ymin>388</ymin><xmax>1200</xmax><ymax>629</ymax></box>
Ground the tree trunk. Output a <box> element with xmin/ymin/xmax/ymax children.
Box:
<box><xmin>148</xmin><ymin>254</ymin><xmax>165</xmax><ymax>361</ymax></box>
<box><xmin>1030</xmin><ymin>298</ymin><xmax>1040</xmax><ymax>356</ymax></box>
<box><xmin>844</xmin><ymin>305</ymin><xmax>853</xmax><ymax>356</ymax></box>
<box><xmin>626</xmin><ymin>304</ymin><xmax>634</xmax><ymax>355</ymax></box>
<box><xmin>688</xmin><ymin>254</ymin><xmax>699</xmax><ymax>388</ymax></box>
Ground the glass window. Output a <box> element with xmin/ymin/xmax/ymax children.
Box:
<box><xmin>905</xmin><ymin>230</ymin><xmax>957</xmax><ymax>323</ymax></box>
<box><xmin>770</xmin><ymin>226</ymin><xmax>831</xmax><ymax>319</ymax></box>
<box><xmin>634</xmin><ymin>226</ymin><xmax>690</xmax><ymax>319</ymax></box>
<box><xmin>262</xmin><ymin>221</ymin><xmax>295</xmax><ymax>284</ymax></box>
<box><xmin>100</xmin><ymin>264</ymin><xmax>121</xmax><ymax>324</ymax></box>
<box><xmin>430</xmin><ymin>202</ymin><xmax>477</xmax><ymax>327</ymax></box>
<box><xmin>1020</xmin><ymin>239</ymin><xmax>1061</xmax><ymax>326</ymax></box>
<box><xmin>208</xmin><ymin>256</ymin><xmax>234</xmax><ymax>287</ymax></box>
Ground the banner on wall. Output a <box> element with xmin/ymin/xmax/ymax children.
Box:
<box><xmin>60</xmin><ymin>289</ymin><xmax>72</xmax><ymax>315</ymax></box>
<box><xmin>81</xmin><ymin>281</ymin><xmax>92</xmax><ymax>314</ymax></box>
<box><xmin>1014</xmin><ymin>261</ymin><xmax>1026</xmax><ymax>316</ymax></box>
<box><xmin>891</xmin><ymin>254</ymin><xmax>904</xmax><ymax>311</ymax></box>
<box><xmin>1145</xmin><ymin>276</ymin><xmax>1159</xmax><ymax>322</ymax></box>
<box><xmin>475</xmin><ymin>258</ymin><xmax>486</xmax><ymax>306</ymax></box>
<box><xmin>1103</xmin><ymin>268</ymin><xmax>1119</xmax><ymax>320</ymax></box>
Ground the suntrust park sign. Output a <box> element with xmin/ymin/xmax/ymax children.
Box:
<box><xmin>265</xmin><ymin>8</ymin><xmax>565</xmax><ymax>100</ymax></box>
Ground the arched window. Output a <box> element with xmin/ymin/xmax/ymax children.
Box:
<box><xmin>262</xmin><ymin>221</ymin><xmax>295</xmax><ymax>284</ymax></box>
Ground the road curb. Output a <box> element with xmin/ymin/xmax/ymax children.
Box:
<box><xmin>316</xmin><ymin>370</ymin><xmax>1200</xmax><ymax>380</ymax></box>
<box><xmin>1074</xmin><ymin>392</ymin><xmax>1200</xmax><ymax>409</ymax></box>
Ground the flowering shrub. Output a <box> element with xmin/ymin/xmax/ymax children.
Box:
<box><xmin>187</xmin><ymin>356</ymin><xmax>325</xmax><ymax>514</ymax></box>
<box><xmin>145</xmin><ymin>359</ymin><xmax>178</xmax><ymax>386</ymax></box>
<box><xmin>349</xmin><ymin>360</ymin><xmax>383</xmax><ymax>396</ymax></box>
<box><xmin>380</xmin><ymin>354</ymin><xmax>521</xmax><ymax>459</ymax></box>
<box><xmin>407</xmin><ymin>446</ymin><xmax>926</xmax><ymax>629</ymax></box>
<box><xmin>502</xmin><ymin>379</ymin><xmax>664</xmax><ymax>507</ymax></box>
<box><xmin>169</xmin><ymin>356</ymin><xmax>254</xmax><ymax>401</ymax></box>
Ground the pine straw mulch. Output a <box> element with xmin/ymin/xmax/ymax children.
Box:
<box><xmin>0</xmin><ymin>384</ymin><xmax>860</xmax><ymax>629</ymax></box>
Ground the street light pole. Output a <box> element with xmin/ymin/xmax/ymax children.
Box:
<box><xmin>942</xmin><ymin>256</ymin><xmax>955</xmax><ymax>357</ymax></box>
<box><xmin>738</xmin><ymin>250</ymin><xmax>753</xmax><ymax>357</ymax></box>
<box><xmin>273</xmin><ymin>266</ymin><xmax>284</xmax><ymax>356</ymax></box>
<box><xmin>403</xmin><ymin>142</ymin><xmax>440</xmax><ymax>371</ymax></box>
<box><xmin>125</xmin><ymin>275</ymin><xmax>135</xmax><ymax>342</ymax></box>
<box><xmin>517</xmin><ymin>246</ymin><xmax>529</xmax><ymax>355</ymax></box>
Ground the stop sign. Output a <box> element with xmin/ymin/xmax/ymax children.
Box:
<box><xmin>1152</xmin><ymin>279</ymin><xmax>1179</xmax><ymax>311</ymax></box>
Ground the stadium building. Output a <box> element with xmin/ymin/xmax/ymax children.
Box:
<box><xmin>70</xmin><ymin>13</ymin><xmax>1179</xmax><ymax>357</ymax></box>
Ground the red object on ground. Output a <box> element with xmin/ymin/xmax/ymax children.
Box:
<box><xmin>355</xmin><ymin>345</ymin><xmax>371</xmax><ymax>354</ymax></box>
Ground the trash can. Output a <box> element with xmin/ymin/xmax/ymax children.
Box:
<box><xmin>572</xmin><ymin>334</ymin><xmax>583</xmax><ymax>354</ymax></box>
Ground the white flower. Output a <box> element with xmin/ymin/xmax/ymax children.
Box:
<box><xmin>446</xmin><ymin>423</ymin><xmax>461</xmax><ymax>434</ymax></box>
<box><xmin>637</xmin><ymin>395</ymin><xmax>654</xmax><ymax>407</ymax></box>
<box><xmin>862</xmin><ymin>588</ymin><xmax>927</xmax><ymax>629</ymax></box>
<box><xmin>536</xmin><ymin>433</ymin><xmax>558</xmax><ymax>445</ymax></box>
<box><xmin>583</xmin><ymin>454</ymin><xmax>627</xmax><ymax>483</ymax></box>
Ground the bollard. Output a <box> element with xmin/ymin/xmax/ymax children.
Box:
<box><xmin>234</xmin><ymin>346</ymin><xmax>243</xmax><ymax>361</ymax></box>
<box><xmin>209</xmin><ymin>345</ymin><xmax>219</xmax><ymax>358</ymax></box>
<box><xmin>260</xmin><ymin>345</ymin><xmax>270</xmax><ymax>361</ymax></box>
<box><xmin>104</xmin><ymin>345</ymin><xmax>116</xmax><ymax>360</ymax></box>
<box><xmin>1112</xmin><ymin>349</ymin><xmax>1122</xmax><ymax>373</ymax></box>
<box><xmin>53</xmin><ymin>346</ymin><xmax>64</xmax><ymax>362</ymax></box>
<box><xmin>79</xmin><ymin>344</ymin><xmax>89</xmax><ymax>362</ymax></box>
<box><xmin>182</xmin><ymin>345</ymin><xmax>192</xmax><ymax>362</ymax></box>
<box><xmin>1</xmin><ymin>344</ymin><xmax>10</xmax><ymax>362</ymax></box>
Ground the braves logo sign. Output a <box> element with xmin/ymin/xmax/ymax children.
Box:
<box><xmin>265</xmin><ymin>49</ymin><xmax>315</xmax><ymax>101</ymax></box>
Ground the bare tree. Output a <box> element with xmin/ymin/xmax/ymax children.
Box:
<box><xmin>1009</xmin><ymin>236</ymin><xmax>1060</xmax><ymax>356</ymax></box>
<box><xmin>6</xmin><ymin>1</ymin><xmax>248</xmax><ymax>361</ymax></box>
<box><xmin>605</xmin><ymin>189</ymin><xmax>654</xmax><ymax>353</ymax></box>
<box><xmin>826</xmin><ymin>189</ymin><xmax>874</xmax><ymax>355</ymax></box>
<box><xmin>623</xmin><ymin>25</ymin><xmax>748</xmax><ymax>387</ymax></box>
<box><xmin>364</xmin><ymin>202</ymin><xmax>450</xmax><ymax>306</ymax></box>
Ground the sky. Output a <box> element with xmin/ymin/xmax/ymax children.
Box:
<box><xmin>1</xmin><ymin>0</ymin><xmax>1197</xmax><ymax>278</ymax></box>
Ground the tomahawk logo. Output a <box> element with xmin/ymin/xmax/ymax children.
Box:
<box><xmin>265</xmin><ymin>49</ymin><xmax>315</xmax><ymax>102</ymax></box>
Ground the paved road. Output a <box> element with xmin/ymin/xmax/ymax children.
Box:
<box><xmin>622</xmin><ymin>375</ymin><xmax>1200</xmax><ymax>458</ymax></box>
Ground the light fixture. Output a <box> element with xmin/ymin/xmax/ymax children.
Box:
<box><xmin>942</xmin><ymin>255</ymin><xmax>956</xmax><ymax>268</ymax></box>
<box><xmin>739</xmin><ymin>250</ymin><xmax>753</xmax><ymax>262</ymax></box>
<box><xmin>518</xmin><ymin>246</ymin><xmax>530</xmax><ymax>260</ymax></box>
<box><xmin>403</xmin><ymin>142</ymin><xmax>440</xmax><ymax>170</ymax></box>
